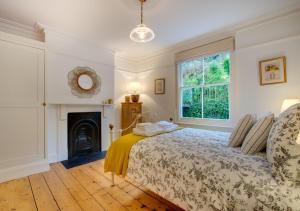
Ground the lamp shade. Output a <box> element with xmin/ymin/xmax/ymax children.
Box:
<box><xmin>280</xmin><ymin>99</ymin><xmax>300</xmax><ymax>112</ymax></box>
<box><xmin>128</xmin><ymin>82</ymin><xmax>142</xmax><ymax>94</ymax></box>
<box><xmin>130</xmin><ymin>24</ymin><xmax>155</xmax><ymax>43</ymax></box>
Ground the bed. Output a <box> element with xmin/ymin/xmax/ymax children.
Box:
<box><xmin>123</xmin><ymin>128</ymin><xmax>300</xmax><ymax>211</ymax></box>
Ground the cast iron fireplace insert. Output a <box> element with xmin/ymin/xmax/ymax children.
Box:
<box><xmin>61</xmin><ymin>112</ymin><xmax>105</xmax><ymax>168</ymax></box>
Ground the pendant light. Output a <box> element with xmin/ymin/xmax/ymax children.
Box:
<box><xmin>130</xmin><ymin>0</ymin><xmax>155</xmax><ymax>43</ymax></box>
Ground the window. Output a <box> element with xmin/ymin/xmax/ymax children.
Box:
<box><xmin>178</xmin><ymin>51</ymin><xmax>230</xmax><ymax>120</ymax></box>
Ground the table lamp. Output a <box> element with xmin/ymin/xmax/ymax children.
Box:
<box><xmin>281</xmin><ymin>99</ymin><xmax>300</xmax><ymax>113</ymax></box>
<box><xmin>128</xmin><ymin>82</ymin><xmax>142</xmax><ymax>103</ymax></box>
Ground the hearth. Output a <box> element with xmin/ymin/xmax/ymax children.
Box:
<box><xmin>61</xmin><ymin>112</ymin><xmax>105</xmax><ymax>168</ymax></box>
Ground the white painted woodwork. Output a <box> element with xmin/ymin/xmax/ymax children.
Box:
<box><xmin>0</xmin><ymin>31</ymin><xmax>48</xmax><ymax>182</ymax></box>
<box><xmin>47</xmin><ymin>104</ymin><xmax>114</xmax><ymax>163</ymax></box>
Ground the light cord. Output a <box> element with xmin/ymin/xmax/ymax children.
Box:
<box><xmin>140</xmin><ymin>0</ymin><xmax>144</xmax><ymax>24</ymax></box>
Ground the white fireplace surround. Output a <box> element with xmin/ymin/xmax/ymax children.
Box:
<box><xmin>47</xmin><ymin>104</ymin><xmax>114</xmax><ymax>163</ymax></box>
<box><xmin>43</xmin><ymin>26</ymin><xmax>116</xmax><ymax>164</ymax></box>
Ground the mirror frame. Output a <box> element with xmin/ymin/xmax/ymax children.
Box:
<box><xmin>68</xmin><ymin>67</ymin><xmax>101</xmax><ymax>98</ymax></box>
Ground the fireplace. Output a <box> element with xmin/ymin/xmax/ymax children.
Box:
<box><xmin>62</xmin><ymin>112</ymin><xmax>104</xmax><ymax>168</ymax></box>
<box><xmin>68</xmin><ymin>112</ymin><xmax>101</xmax><ymax>158</ymax></box>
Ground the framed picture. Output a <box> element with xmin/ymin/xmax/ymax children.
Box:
<box><xmin>155</xmin><ymin>78</ymin><xmax>165</xmax><ymax>94</ymax></box>
<box><xmin>259</xmin><ymin>56</ymin><xmax>286</xmax><ymax>85</ymax></box>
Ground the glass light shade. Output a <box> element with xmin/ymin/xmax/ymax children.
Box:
<box><xmin>280</xmin><ymin>99</ymin><xmax>300</xmax><ymax>112</ymax></box>
<box><xmin>130</xmin><ymin>24</ymin><xmax>155</xmax><ymax>43</ymax></box>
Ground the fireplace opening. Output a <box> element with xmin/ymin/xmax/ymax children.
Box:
<box><xmin>61</xmin><ymin>112</ymin><xmax>105</xmax><ymax>169</ymax></box>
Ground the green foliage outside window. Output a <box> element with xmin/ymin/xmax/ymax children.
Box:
<box><xmin>180</xmin><ymin>52</ymin><xmax>230</xmax><ymax>120</ymax></box>
<box><xmin>182</xmin><ymin>88</ymin><xmax>202</xmax><ymax>118</ymax></box>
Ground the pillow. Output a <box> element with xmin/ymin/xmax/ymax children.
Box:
<box><xmin>241</xmin><ymin>113</ymin><xmax>274</xmax><ymax>154</ymax></box>
<box><xmin>228</xmin><ymin>114</ymin><xmax>255</xmax><ymax>147</ymax></box>
<box><xmin>266</xmin><ymin>103</ymin><xmax>300</xmax><ymax>186</ymax></box>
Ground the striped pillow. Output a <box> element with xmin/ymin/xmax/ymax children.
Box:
<box><xmin>228</xmin><ymin>114</ymin><xmax>255</xmax><ymax>147</ymax></box>
<box><xmin>241</xmin><ymin>113</ymin><xmax>274</xmax><ymax>154</ymax></box>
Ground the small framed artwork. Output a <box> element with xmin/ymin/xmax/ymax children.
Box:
<box><xmin>155</xmin><ymin>78</ymin><xmax>165</xmax><ymax>94</ymax></box>
<box><xmin>259</xmin><ymin>56</ymin><xmax>286</xmax><ymax>85</ymax></box>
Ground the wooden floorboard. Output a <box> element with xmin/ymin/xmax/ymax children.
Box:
<box><xmin>29</xmin><ymin>173</ymin><xmax>60</xmax><ymax>211</ymax></box>
<box><xmin>51</xmin><ymin>163</ymin><xmax>105</xmax><ymax>211</ymax></box>
<box><xmin>43</xmin><ymin>168</ymin><xmax>82</xmax><ymax>211</ymax></box>
<box><xmin>0</xmin><ymin>160</ymin><xmax>181</xmax><ymax>211</ymax></box>
<box><xmin>0</xmin><ymin>177</ymin><xmax>37</xmax><ymax>211</ymax></box>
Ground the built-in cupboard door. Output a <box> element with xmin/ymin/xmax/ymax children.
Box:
<box><xmin>0</xmin><ymin>38</ymin><xmax>45</xmax><ymax>169</ymax></box>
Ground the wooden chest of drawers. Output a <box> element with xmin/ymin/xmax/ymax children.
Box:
<box><xmin>121</xmin><ymin>102</ymin><xmax>142</xmax><ymax>135</ymax></box>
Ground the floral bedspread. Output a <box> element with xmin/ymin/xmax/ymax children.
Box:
<box><xmin>127</xmin><ymin>128</ymin><xmax>300</xmax><ymax>211</ymax></box>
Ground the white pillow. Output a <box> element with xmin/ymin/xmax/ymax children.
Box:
<box><xmin>228</xmin><ymin>114</ymin><xmax>255</xmax><ymax>147</ymax></box>
<box><xmin>241</xmin><ymin>113</ymin><xmax>274</xmax><ymax>154</ymax></box>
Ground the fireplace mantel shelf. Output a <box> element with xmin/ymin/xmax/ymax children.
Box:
<box><xmin>47</xmin><ymin>101</ymin><xmax>114</xmax><ymax>106</ymax></box>
<box><xmin>53</xmin><ymin>103</ymin><xmax>113</xmax><ymax>120</ymax></box>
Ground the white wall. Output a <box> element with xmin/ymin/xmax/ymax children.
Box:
<box><xmin>46</xmin><ymin>30</ymin><xmax>114</xmax><ymax>104</ymax></box>
<box><xmin>114</xmin><ymin>55</ymin><xmax>176</xmax><ymax>129</ymax></box>
<box><xmin>114</xmin><ymin>71</ymin><xmax>137</xmax><ymax>130</ymax></box>
<box><xmin>115</xmin><ymin>11</ymin><xmax>300</xmax><ymax>131</ymax></box>
<box><xmin>45</xmin><ymin>29</ymin><xmax>115</xmax><ymax>162</ymax></box>
<box><xmin>114</xmin><ymin>56</ymin><xmax>139</xmax><ymax>130</ymax></box>
<box><xmin>234</xmin><ymin>12</ymin><xmax>300</xmax><ymax>118</ymax></box>
<box><xmin>137</xmin><ymin>57</ymin><xmax>176</xmax><ymax>122</ymax></box>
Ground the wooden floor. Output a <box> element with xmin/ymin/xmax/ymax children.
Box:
<box><xmin>0</xmin><ymin>160</ymin><xmax>183</xmax><ymax>211</ymax></box>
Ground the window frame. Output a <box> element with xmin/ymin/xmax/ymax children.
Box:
<box><xmin>176</xmin><ymin>51</ymin><xmax>232</xmax><ymax>125</ymax></box>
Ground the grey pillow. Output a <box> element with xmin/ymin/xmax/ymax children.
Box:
<box><xmin>266</xmin><ymin>103</ymin><xmax>300</xmax><ymax>186</ymax></box>
<box><xmin>228</xmin><ymin>114</ymin><xmax>255</xmax><ymax>147</ymax></box>
<box><xmin>241</xmin><ymin>113</ymin><xmax>274</xmax><ymax>154</ymax></box>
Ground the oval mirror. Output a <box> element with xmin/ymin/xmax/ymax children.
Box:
<box><xmin>77</xmin><ymin>74</ymin><xmax>93</xmax><ymax>90</ymax></box>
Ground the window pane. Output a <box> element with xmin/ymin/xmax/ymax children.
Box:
<box><xmin>181</xmin><ymin>88</ymin><xmax>202</xmax><ymax>118</ymax></box>
<box><xmin>204</xmin><ymin>52</ymin><xmax>230</xmax><ymax>85</ymax></box>
<box><xmin>180</xmin><ymin>59</ymin><xmax>203</xmax><ymax>87</ymax></box>
<box><xmin>203</xmin><ymin>85</ymin><xmax>229</xmax><ymax>119</ymax></box>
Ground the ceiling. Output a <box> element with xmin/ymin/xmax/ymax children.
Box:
<box><xmin>0</xmin><ymin>0</ymin><xmax>300</xmax><ymax>60</ymax></box>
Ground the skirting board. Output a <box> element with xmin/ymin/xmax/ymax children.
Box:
<box><xmin>0</xmin><ymin>160</ymin><xmax>50</xmax><ymax>183</ymax></box>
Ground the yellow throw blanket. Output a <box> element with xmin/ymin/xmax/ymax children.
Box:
<box><xmin>104</xmin><ymin>133</ymin><xmax>145</xmax><ymax>177</ymax></box>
